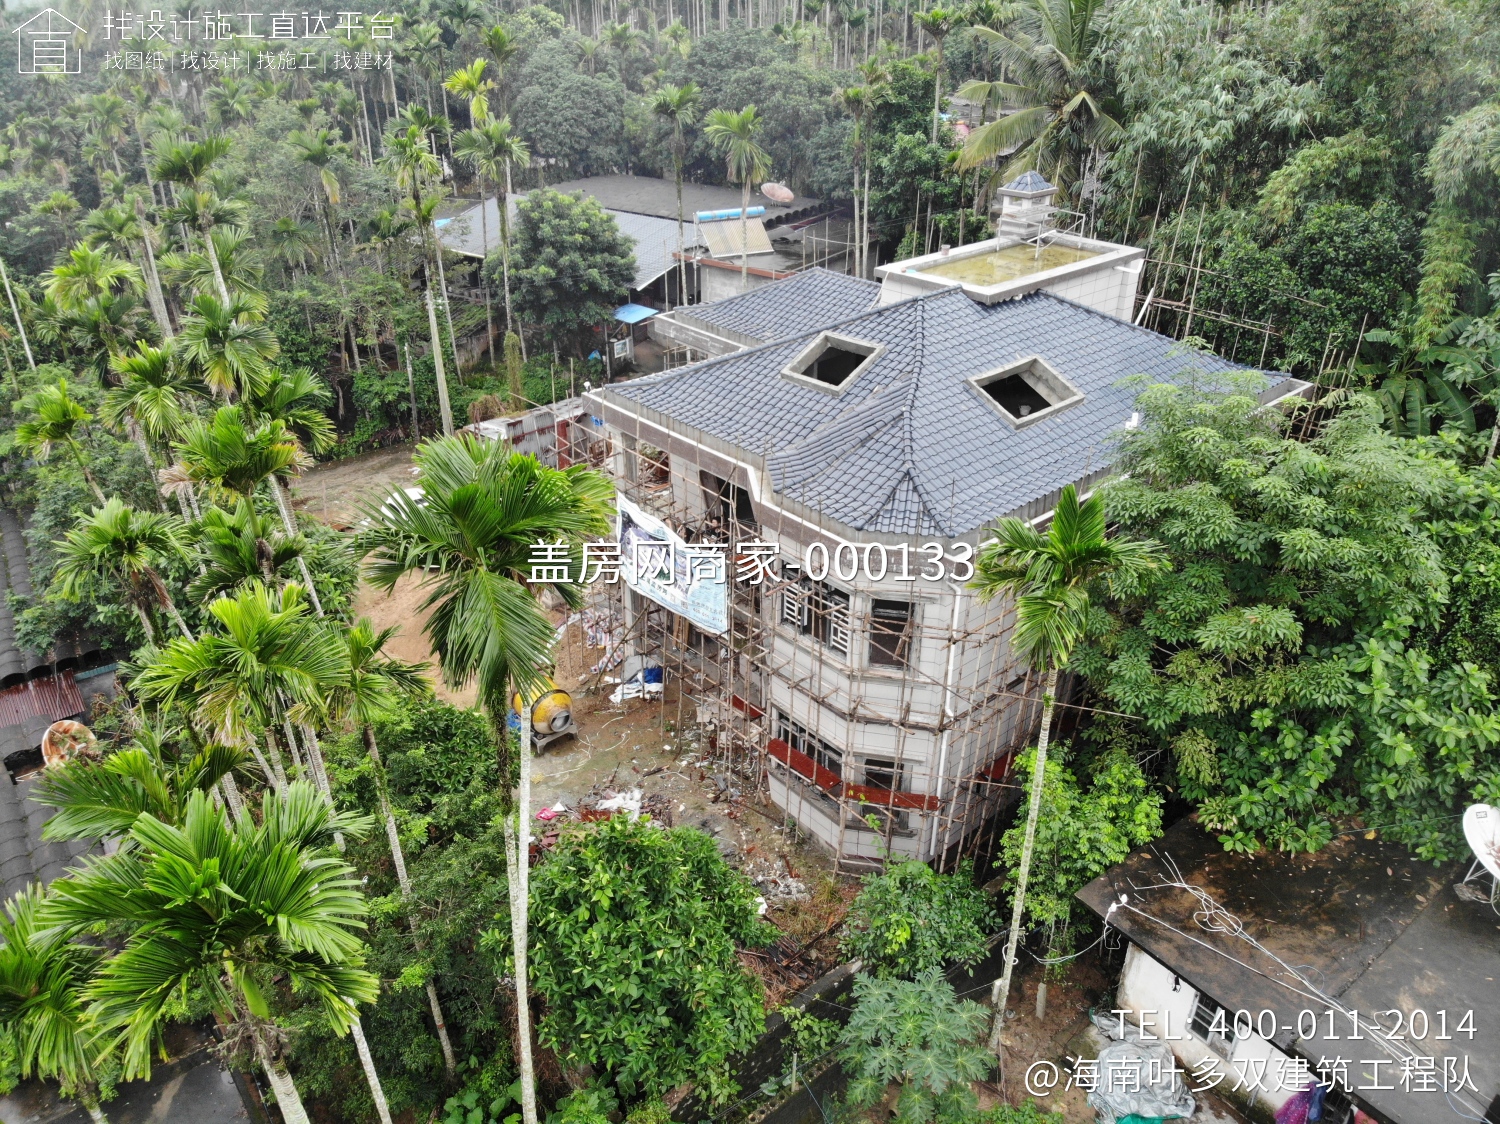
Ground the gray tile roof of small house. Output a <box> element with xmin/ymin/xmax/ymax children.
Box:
<box><xmin>1003</xmin><ymin>170</ymin><xmax>1054</xmax><ymax>193</ymax></box>
<box><xmin>601</xmin><ymin>284</ymin><xmax>1259</xmax><ymax>537</ymax></box>
<box><xmin>0</xmin><ymin>510</ymin><xmax>47</xmax><ymax>687</ymax></box>
<box><xmin>673</xmin><ymin>268</ymin><xmax>880</xmax><ymax>344</ymax></box>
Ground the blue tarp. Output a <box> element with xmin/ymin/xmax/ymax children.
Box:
<box><xmin>614</xmin><ymin>303</ymin><xmax>659</xmax><ymax>324</ymax></box>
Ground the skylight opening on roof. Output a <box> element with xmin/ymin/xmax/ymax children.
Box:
<box><xmin>970</xmin><ymin>357</ymin><xmax>1084</xmax><ymax>428</ymax></box>
<box><xmin>782</xmin><ymin>332</ymin><xmax>884</xmax><ymax>393</ymax></box>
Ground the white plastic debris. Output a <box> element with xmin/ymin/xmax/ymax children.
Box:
<box><xmin>596</xmin><ymin>788</ymin><xmax>643</xmax><ymax>819</ymax></box>
<box><xmin>755</xmin><ymin>895</ymin><xmax>768</xmax><ymax>916</ymax></box>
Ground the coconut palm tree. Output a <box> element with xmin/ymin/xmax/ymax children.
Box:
<box><xmin>177</xmin><ymin>292</ymin><xmax>280</xmax><ymax>399</ymax></box>
<box><xmin>704</xmin><ymin>106</ymin><xmax>772</xmax><ymax>289</ymax></box>
<box><xmin>32</xmin><ymin>721</ymin><xmax>245</xmax><ymax>840</ymax></box>
<box><xmin>327</xmin><ymin>619</ymin><xmax>457</xmax><ymax>1074</ymax></box>
<box><xmin>44</xmin><ymin>784</ymin><xmax>378</xmax><ymax>1124</ymax></box>
<box><xmin>0</xmin><ymin>885</ymin><xmax>115</xmax><ymax>1124</ymax></box>
<box><xmin>650</xmin><ymin>83</ymin><xmax>700</xmax><ymax>302</ymax></box>
<box><xmin>15</xmin><ymin>380</ymin><xmax>107</xmax><ymax>503</ymax></box>
<box><xmin>54</xmin><ymin>498</ymin><xmax>194</xmax><ymax>643</ymax></box>
<box><xmin>968</xmin><ymin>483</ymin><xmax>1163</xmax><ymax>1052</ymax></box>
<box><xmin>381</xmin><ymin>125</ymin><xmax>455</xmax><ymax>435</ymax></box>
<box><xmin>956</xmin><ymin>0</ymin><xmax>1121</xmax><ymax>193</ymax></box>
<box><xmin>361</xmin><ymin>434</ymin><xmax>614</xmax><ymax>1124</ymax></box>
<box><xmin>453</xmin><ymin>118</ymin><xmax>529</xmax><ymax>347</ymax></box>
<box><xmin>188</xmin><ymin>498</ymin><xmax>307</xmax><ymax>602</ymax></box>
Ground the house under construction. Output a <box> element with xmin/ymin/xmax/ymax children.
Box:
<box><xmin>567</xmin><ymin>175</ymin><xmax>1311</xmax><ymax>871</ymax></box>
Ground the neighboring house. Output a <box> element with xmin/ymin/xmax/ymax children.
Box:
<box><xmin>581</xmin><ymin>216</ymin><xmax>1310</xmax><ymax>868</ymax></box>
<box><xmin>0</xmin><ymin>508</ymin><xmax>111</xmax><ymax>899</ymax></box>
<box><xmin>1077</xmin><ymin>817</ymin><xmax>1499</xmax><ymax>1124</ymax></box>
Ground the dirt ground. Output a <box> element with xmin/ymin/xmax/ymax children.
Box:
<box><xmin>293</xmin><ymin>442</ymin><xmax>419</xmax><ymax>528</ymax></box>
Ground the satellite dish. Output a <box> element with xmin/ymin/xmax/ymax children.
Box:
<box><xmin>1463</xmin><ymin>804</ymin><xmax>1500</xmax><ymax>880</ymax></box>
<box><xmin>760</xmin><ymin>182</ymin><xmax>795</xmax><ymax>204</ymax></box>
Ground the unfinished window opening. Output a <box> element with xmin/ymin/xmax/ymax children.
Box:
<box><xmin>781</xmin><ymin>566</ymin><xmax>851</xmax><ymax>656</ymax></box>
<box><xmin>869</xmin><ymin>600</ymin><xmax>914</xmax><ymax>668</ymax></box>
<box><xmin>775</xmin><ymin>710</ymin><xmax>843</xmax><ymax>781</ymax></box>
<box><xmin>970</xmin><ymin>356</ymin><xmax>1084</xmax><ymax>428</ymax></box>
<box><xmin>639</xmin><ymin>443</ymin><xmax>670</xmax><ymax>490</ymax></box>
<box><xmin>700</xmin><ymin>470</ymin><xmax>757</xmax><ymax>530</ymax></box>
<box><xmin>861</xmin><ymin>757</ymin><xmax>904</xmax><ymax>791</ymax></box>
<box><xmin>783</xmin><ymin>333</ymin><xmax>884</xmax><ymax>392</ymax></box>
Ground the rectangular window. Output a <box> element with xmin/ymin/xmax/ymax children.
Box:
<box><xmin>1190</xmin><ymin>993</ymin><xmax>1231</xmax><ymax>1056</ymax></box>
<box><xmin>781</xmin><ymin>567</ymin><xmax>850</xmax><ymax>657</ymax></box>
<box><xmin>868</xmin><ymin>600</ymin><xmax>913</xmax><ymax>668</ymax></box>
<box><xmin>775</xmin><ymin>711</ymin><xmax>843</xmax><ymax>780</ymax></box>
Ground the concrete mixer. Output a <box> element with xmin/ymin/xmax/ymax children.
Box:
<box><xmin>509</xmin><ymin>676</ymin><xmax>577</xmax><ymax>751</ymax></box>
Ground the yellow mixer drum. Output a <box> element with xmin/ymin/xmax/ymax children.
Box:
<box><xmin>512</xmin><ymin>678</ymin><xmax>575</xmax><ymax>736</ymax></box>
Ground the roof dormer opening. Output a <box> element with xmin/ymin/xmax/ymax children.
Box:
<box><xmin>783</xmin><ymin>332</ymin><xmax>885</xmax><ymax>393</ymax></box>
<box><xmin>970</xmin><ymin>356</ymin><xmax>1084</xmax><ymax>428</ymax></box>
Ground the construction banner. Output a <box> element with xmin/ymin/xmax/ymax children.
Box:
<box><xmin>616</xmin><ymin>493</ymin><xmax>730</xmax><ymax>636</ymax></box>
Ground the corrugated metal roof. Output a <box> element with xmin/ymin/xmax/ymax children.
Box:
<box><xmin>0</xmin><ymin>672</ymin><xmax>84</xmax><ymax>729</ymax></box>
<box><xmin>436</xmin><ymin>195</ymin><xmax>704</xmax><ymax>291</ymax></box>
<box><xmin>601</xmin><ymin>282</ymin><xmax>1253</xmax><ymax>537</ymax></box>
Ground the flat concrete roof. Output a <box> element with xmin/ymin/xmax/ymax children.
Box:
<box><xmin>544</xmin><ymin>174</ymin><xmax>823</xmax><ymax>226</ymax></box>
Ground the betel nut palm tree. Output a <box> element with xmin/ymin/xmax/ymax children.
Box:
<box><xmin>650</xmin><ymin>83</ymin><xmax>700</xmax><ymax>302</ymax></box>
<box><xmin>362</xmin><ymin>434</ymin><xmax>614</xmax><ymax>1124</ymax></box>
<box><xmin>327</xmin><ymin>618</ymin><xmax>459</xmax><ymax>1075</ymax></box>
<box><xmin>381</xmin><ymin>125</ymin><xmax>455</xmax><ymax>436</ymax></box>
<box><xmin>15</xmin><ymin>380</ymin><xmax>108</xmax><ymax>503</ymax></box>
<box><xmin>913</xmin><ymin>6</ymin><xmax>959</xmax><ymax>144</ymax></box>
<box><xmin>956</xmin><ymin>0</ymin><xmax>1121</xmax><ymax>193</ymax></box>
<box><xmin>704</xmin><ymin>106</ymin><xmax>772</xmax><ymax>289</ymax></box>
<box><xmin>454</xmin><ymin>118</ymin><xmax>529</xmax><ymax>360</ymax></box>
<box><xmin>968</xmin><ymin>483</ymin><xmax>1163</xmax><ymax>1053</ymax></box>
<box><xmin>43</xmin><ymin>784</ymin><xmax>378</xmax><ymax>1124</ymax></box>
<box><xmin>53</xmin><ymin>497</ymin><xmax>194</xmax><ymax>644</ymax></box>
<box><xmin>0</xmin><ymin>885</ymin><xmax>116</xmax><ymax>1123</ymax></box>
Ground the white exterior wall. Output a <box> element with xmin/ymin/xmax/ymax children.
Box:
<box><xmin>1041</xmin><ymin>257</ymin><xmax>1143</xmax><ymax>321</ymax></box>
<box><xmin>1116</xmin><ymin>943</ymin><xmax>1302</xmax><ymax>1114</ymax></box>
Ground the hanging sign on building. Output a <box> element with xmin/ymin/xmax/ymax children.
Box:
<box><xmin>617</xmin><ymin>493</ymin><xmax>730</xmax><ymax>636</ymax></box>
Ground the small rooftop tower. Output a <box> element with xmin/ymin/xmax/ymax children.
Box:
<box><xmin>993</xmin><ymin>171</ymin><xmax>1057</xmax><ymax>239</ymax></box>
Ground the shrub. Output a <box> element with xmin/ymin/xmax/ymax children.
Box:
<box><xmin>529</xmin><ymin>815</ymin><xmax>775</xmax><ymax>1103</ymax></box>
<box><xmin>839</xmin><ymin>970</ymin><xmax>991</xmax><ymax>1124</ymax></box>
<box><xmin>839</xmin><ymin>860</ymin><xmax>994</xmax><ymax>978</ymax></box>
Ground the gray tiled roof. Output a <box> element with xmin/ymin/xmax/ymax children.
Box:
<box><xmin>0</xmin><ymin>510</ymin><xmax>46</xmax><ymax>687</ymax></box>
<box><xmin>603</xmin><ymin>285</ymin><xmax>1251</xmax><ymax>537</ymax></box>
<box><xmin>676</xmin><ymin>268</ymin><xmax>880</xmax><ymax>343</ymax></box>
<box><xmin>1004</xmin><ymin>171</ymin><xmax>1054</xmax><ymax>193</ymax></box>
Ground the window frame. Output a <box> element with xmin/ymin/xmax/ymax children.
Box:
<box><xmin>867</xmin><ymin>598</ymin><xmax>915</xmax><ymax>669</ymax></box>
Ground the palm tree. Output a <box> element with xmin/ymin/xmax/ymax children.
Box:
<box><xmin>188</xmin><ymin>498</ymin><xmax>307</xmax><ymax>603</ymax></box>
<box><xmin>133</xmin><ymin>581</ymin><xmax>343</xmax><ymax>793</ymax></box>
<box><xmin>0</xmin><ymin>885</ymin><xmax>115</xmax><ymax>1123</ymax></box>
<box><xmin>33</xmin><ymin>722</ymin><xmax>245</xmax><ymax>840</ymax></box>
<box><xmin>956</xmin><ymin>0</ymin><xmax>1121</xmax><ymax>194</ymax></box>
<box><xmin>381</xmin><ymin>125</ymin><xmax>455</xmax><ymax>435</ymax></box>
<box><xmin>153</xmin><ymin>137</ymin><xmax>237</xmax><ymax>302</ymax></box>
<box><xmin>82</xmin><ymin>201</ymin><xmax>172</xmax><ymax>339</ymax></box>
<box><xmin>913</xmin><ymin>7</ymin><xmax>959</xmax><ymax>143</ymax></box>
<box><xmin>105</xmin><ymin>340</ymin><xmax>205</xmax><ymax>455</ymax></box>
<box><xmin>164</xmin><ymin>406</ymin><xmax>306</xmax><ymax>507</ymax></box>
<box><xmin>704</xmin><ymin>106</ymin><xmax>773</xmax><ymax>289</ymax></box>
<box><xmin>327</xmin><ymin>619</ymin><xmax>458</xmax><ymax>1075</ymax></box>
<box><xmin>362</xmin><ymin>435</ymin><xmax>614</xmax><ymax>1124</ymax></box>
<box><xmin>481</xmin><ymin>25</ymin><xmax>520</xmax><ymax>113</ymax></box>
<box><xmin>44</xmin><ymin>784</ymin><xmax>378</xmax><ymax>1124</ymax></box>
<box><xmin>650</xmin><ymin>83</ymin><xmax>700</xmax><ymax>302</ymax></box>
<box><xmin>968</xmin><ymin>483</ymin><xmax>1163</xmax><ymax>1052</ymax></box>
<box><xmin>15</xmin><ymin>380</ymin><xmax>107</xmax><ymax>503</ymax></box>
<box><xmin>177</xmin><ymin>292</ymin><xmax>280</xmax><ymax>399</ymax></box>
<box><xmin>444</xmin><ymin>59</ymin><xmax>495</xmax><ymax>126</ymax></box>
<box><xmin>453</xmin><ymin>118</ymin><xmax>529</xmax><ymax>350</ymax></box>
<box><xmin>54</xmin><ymin>498</ymin><xmax>194</xmax><ymax>643</ymax></box>
<box><xmin>43</xmin><ymin>244</ymin><xmax>142</xmax><ymax>313</ymax></box>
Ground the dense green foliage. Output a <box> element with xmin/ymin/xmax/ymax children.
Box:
<box><xmin>997</xmin><ymin>744</ymin><xmax>1161</xmax><ymax>957</ymax></box>
<box><xmin>838</xmin><ymin>971</ymin><xmax>991</xmax><ymax>1124</ymax></box>
<box><xmin>529</xmin><ymin>814</ymin><xmax>774</xmax><ymax>1103</ymax></box>
<box><xmin>838</xmin><ymin>859</ymin><xmax>993</xmax><ymax>978</ymax></box>
<box><xmin>1075</xmin><ymin>374</ymin><xmax>1500</xmax><ymax>857</ymax></box>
